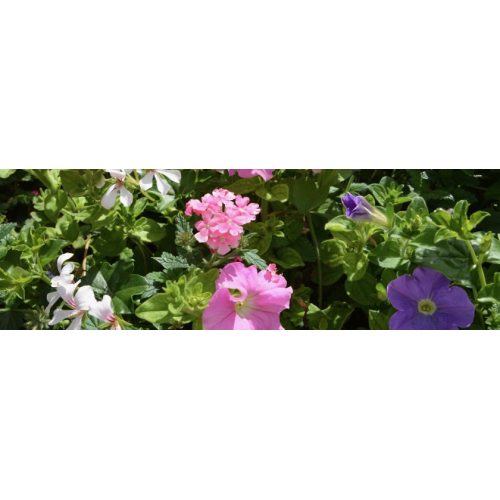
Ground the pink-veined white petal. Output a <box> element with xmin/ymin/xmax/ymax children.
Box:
<box><xmin>74</xmin><ymin>286</ymin><xmax>96</xmax><ymax>311</ymax></box>
<box><xmin>101</xmin><ymin>184</ymin><xmax>120</xmax><ymax>209</ymax></box>
<box><xmin>89</xmin><ymin>295</ymin><xmax>116</xmax><ymax>323</ymax></box>
<box><xmin>119</xmin><ymin>185</ymin><xmax>134</xmax><ymax>207</ymax></box>
<box><xmin>67</xmin><ymin>312</ymin><xmax>85</xmax><ymax>330</ymax></box>
<box><xmin>49</xmin><ymin>309</ymin><xmax>76</xmax><ymax>326</ymax></box>
<box><xmin>57</xmin><ymin>281</ymin><xmax>80</xmax><ymax>308</ymax></box>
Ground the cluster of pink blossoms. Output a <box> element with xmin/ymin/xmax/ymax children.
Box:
<box><xmin>185</xmin><ymin>189</ymin><xmax>260</xmax><ymax>255</ymax></box>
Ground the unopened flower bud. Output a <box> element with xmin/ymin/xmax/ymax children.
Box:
<box><xmin>341</xmin><ymin>193</ymin><xmax>389</xmax><ymax>227</ymax></box>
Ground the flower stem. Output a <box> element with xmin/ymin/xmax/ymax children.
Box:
<box><xmin>466</xmin><ymin>240</ymin><xmax>487</xmax><ymax>289</ymax></box>
<box><xmin>140</xmin><ymin>188</ymin><xmax>156</xmax><ymax>202</ymax></box>
<box><xmin>38</xmin><ymin>273</ymin><xmax>52</xmax><ymax>285</ymax></box>
<box><xmin>133</xmin><ymin>238</ymin><xmax>149</xmax><ymax>273</ymax></box>
<box><xmin>261</xmin><ymin>200</ymin><xmax>269</xmax><ymax>222</ymax></box>
<box><xmin>82</xmin><ymin>237</ymin><xmax>92</xmax><ymax>276</ymax></box>
<box><xmin>307</xmin><ymin>212</ymin><xmax>323</xmax><ymax>309</ymax></box>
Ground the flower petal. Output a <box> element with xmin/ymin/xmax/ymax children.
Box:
<box><xmin>67</xmin><ymin>312</ymin><xmax>85</xmax><ymax>330</ymax></box>
<box><xmin>412</xmin><ymin>267</ymin><xmax>452</xmax><ymax>301</ymax></box>
<box><xmin>74</xmin><ymin>286</ymin><xmax>96</xmax><ymax>312</ymax></box>
<box><xmin>433</xmin><ymin>286</ymin><xmax>476</xmax><ymax>328</ymax></box>
<box><xmin>101</xmin><ymin>184</ymin><xmax>119</xmax><ymax>209</ymax></box>
<box><xmin>389</xmin><ymin>309</ymin><xmax>452</xmax><ymax>330</ymax></box>
<box><xmin>139</xmin><ymin>172</ymin><xmax>155</xmax><ymax>191</ymax></box>
<box><xmin>157</xmin><ymin>170</ymin><xmax>182</xmax><ymax>184</ymax></box>
<box><xmin>119</xmin><ymin>186</ymin><xmax>134</xmax><ymax>207</ymax></box>
<box><xmin>154</xmin><ymin>173</ymin><xmax>171</xmax><ymax>195</ymax></box>
<box><xmin>49</xmin><ymin>309</ymin><xmax>75</xmax><ymax>326</ymax></box>
<box><xmin>46</xmin><ymin>291</ymin><xmax>61</xmax><ymax>314</ymax></box>
<box><xmin>89</xmin><ymin>295</ymin><xmax>115</xmax><ymax>323</ymax></box>
<box><xmin>387</xmin><ymin>275</ymin><xmax>420</xmax><ymax>310</ymax></box>
<box><xmin>57</xmin><ymin>253</ymin><xmax>74</xmax><ymax>274</ymax></box>
<box><xmin>203</xmin><ymin>288</ymin><xmax>239</xmax><ymax>330</ymax></box>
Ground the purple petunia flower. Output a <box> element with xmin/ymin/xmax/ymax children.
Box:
<box><xmin>387</xmin><ymin>267</ymin><xmax>476</xmax><ymax>330</ymax></box>
<box><xmin>341</xmin><ymin>193</ymin><xmax>388</xmax><ymax>226</ymax></box>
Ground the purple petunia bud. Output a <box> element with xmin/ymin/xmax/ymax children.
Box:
<box><xmin>341</xmin><ymin>193</ymin><xmax>389</xmax><ymax>227</ymax></box>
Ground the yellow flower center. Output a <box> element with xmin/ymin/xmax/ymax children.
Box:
<box><xmin>418</xmin><ymin>299</ymin><xmax>437</xmax><ymax>316</ymax></box>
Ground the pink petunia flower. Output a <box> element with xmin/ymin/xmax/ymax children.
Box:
<box><xmin>203</xmin><ymin>262</ymin><xmax>293</xmax><ymax>330</ymax></box>
<box><xmin>223</xmin><ymin>169</ymin><xmax>276</xmax><ymax>181</ymax></box>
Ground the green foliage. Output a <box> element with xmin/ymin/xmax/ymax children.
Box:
<box><xmin>1</xmin><ymin>168</ymin><xmax>499</xmax><ymax>330</ymax></box>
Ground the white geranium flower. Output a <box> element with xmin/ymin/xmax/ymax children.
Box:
<box><xmin>101</xmin><ymin>169</ymin><xmax>134</xmax><ymax>209</ymax></box>
<box><xmin>51</xmin><ymin>253</ymin><xmax>75</xmax><ymax>287</ymax></box>
<box><xmin>140</xmin><ymin>169</ymin><xmax>182</xmax><ymax>195</ymax></box>
<box><xmin>90</xmin><ymin>295</ymin><xmax>122</xmax><ymax>330</ymax></box>
<box><xmin>49</xmin><ymin>282</ymin><xmax>96</xmax><ymax>330</ymax></box>
<box><xmin>46</xmin><ymin>253</ymin><xmax>76</xmax><ymax>314</ymax></box>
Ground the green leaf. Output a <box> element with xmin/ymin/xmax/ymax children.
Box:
<box><xmin>272</xmin><ymin>248</ymin><xmax>305</xmax><ymax>269</ymax></box>
<box><xmin>413</xmin><ymin>236</ymin><xmax>473</xmax><ymax>287</ymax></box>
<box><xmin>38</xmin><ymin>239</ymin><xmax>68</xmax><ymax>267</ymax></box>
<box><xmin>153</xmin><ymin>253</ymin><xmax>190</xmax><ymax>271</ymax></box>
<box><xmin>25</xmin><ymin>169</ymin><xmax>60</xmax><ymax>190</ymax></box>
<box><xmin>135</xmin><ymin>294</ymin><xmax>172</xmax><ymax>324</ymax></box>
<box><xmin>486</xmin><ymin>238</ymin><xmax>500</xmax><ymax>265</ymax></box>
<box><xmin>44</xmin><ymin>191</ymin><xmax>68</xmax><ymax>223</ymax></box>
<box><xmin>454</xmin><ymin>200</ymin><xmax>469</xmax><ymax>228</ymax></box>
<box><xmin>113</xmin><ymin>275</ymin><xmax>150</xmax><ymax>314</ymax></box>
<box><xmin>81</xmin><ymin>260</ymin><xmax>135</xmax><ymax>296</ymax></box>
<box><xmin>430</xmin><ymin>209</ymin><xmax>453</xmax><ymax>228</ymax></box>
<box><xmin>478</xmin><ymin>274</ymin><xmax>500</xmax><ymax>304</ymax></box>
<box><xmin>469</xmin><ymin>211</ymin><xmax>490</xmax><ymax>229</ymax></box>
<box><xmin>291</xmin><ymin>237</ymin><xmax>317</xmax><ymax>263</ymax></box>
<box><xmin>325</xmin><ymin>216</ymin><xmax>358</xmax><ymax>233</ymax></box>
<box><xmin>226</xmin><ymin>177</ymin><xmax>263</xmax><ymax>194</ymax></box>
<box><xmin>60</xmin><ymin>169</ymin><xmax>104</xmax><ymax>197</ymax></box>
<box><xmin>93</xmin><ymin>228</ymin><xmax>127</xmax><ymax>257</ymax></box>
<box><xmin>0</xmin><ymin>169</ymin><xmax>16</xmax><ymax>179</ymax></box>
<box><xmin>369</xmin><ymin>241</ymin><xmax>409</xmax><ymax>269</ymax></box>
<box><xmin>255</xmin><ymin>184</ymin><xmax>289</xmax><ymax>202</ymax></box>
<box><xmin>434</xmin><ymin>228</ymin><xmax>459</xmax><ymax>243</ymax></box>
<box><xmin>0</xmin><ymin>223</ymin><xmax>16</xmax><ymax>240</ymax></box>
<box><xmin>344</xmin><ymin>252</ymin><xmax>369</xmax><ymax>281</ymax></box>
<box><xmin>293</xmin><ymin>178</ymin><xmax>329</xmax><ymax>214</ymax></box>
<box><xmin>407</xmin><ymin>196</ymin><xmax>429</xmax><ymax>217</ymax></box>
<box><xmin>131</xmin><ymin>218</ymin><xmax>166</xmax><ymax>243</ymax></box>
<box><xmin>0</xmin><ymin>310</ymin><xmax>24</xmax><ymax>329</ymax></box>
<box><xmin>241</xmin><ymin>249</ymin><xmax>268</xmax><ymax>270</ymax></box>
<box><xmin>368</xmin><ymin>184</ymin><xmax>387</xmax><ymax>205</ymax></box>
<box><xmin>175</xmin><ymin>213</ymin><xmax>193</xmax><ymax>235</ymax></box>
<box><xmin>369</xmin><ymin>310</ymin><xmax>390</xmax><ymax>330</ymax></box>
<box><xmin>57</xmin><ymin>220</ymin><xmax>80</xmax><ymax>242</ymax></box>
<box><xmin>320</xmin><ymin>239</ymin><xmax>346</xmax><ymax>268</ymax></box>
<box><xmin>346</xmin><ymin>274</ymin><xmax>381</xmax><ymax>306</ymax></box>
<box><xmin>307</xmin><ymin>302</ymin><xmax>354</xmax><ymax>330</ymax></box>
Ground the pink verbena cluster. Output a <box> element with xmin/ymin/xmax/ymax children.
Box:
<box><xmin>185</xmin><ymin>189</ymin><xmax>261</xmax><ymax>255</ymax></box>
